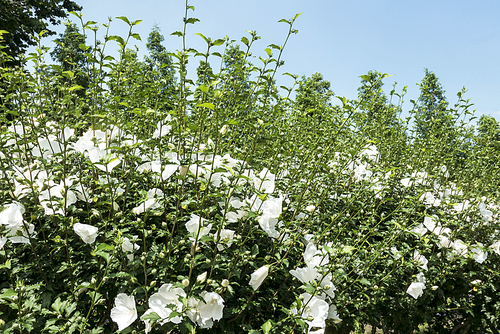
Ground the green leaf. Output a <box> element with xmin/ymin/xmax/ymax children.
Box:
<box><xmin>195</xmin><ymin>33</ymin><xmax>209</xmax><ymax>44</ymax></box>
<box><xmin>278</xmin><ymin>19</ymin><xmax>289</xmax><ymax>23</ymax></box>
<box><xmin>262</xmin><ymin>320</ymin><xmax>272</xmax><ymax>334</ymax></box>
<box><xmin>293</xmin><ymin>12</ymin><xmax>304</xmax><ymax>21</ymax></box>
<box><xmin>196</xmin><ymin>102</ymin><xmax>214</xmax><ymax>111</ymax></box>
<box><xmin>359</xmin><ymin>278</ymin><xmax>370</xmax><ymax>285</ymax></box>
<box><xmin>264</xmin><ymin>48</ymin><xmax>272</xmax><ymax>57</ymax></box>
<box><xmin>107</xmin><ymin>35</ymin><xmax>126</xmax><ymax>46</ymax></box>
<box><xmin>68</xmin><ymin>85</ymin><xmax>84</xmax><ymax>92</ymax></box>
<box><xmin>116</xmin><ymin>16</ymin><xmax>131</xmax><ymax>25</ymax></box>
<box><xmin>241</xmin><ymin>36</ymin><xmax>249</xmax><ymax>46</ymax></box>
<box><xmin>268</xmin><ymin>43</ymin><xmax>281</xmax><ymax>50</ymax></box>
<box><xmin>93</xmin><ymin>243</ymin><xmax>114</xmax><ymax>263</ymax></box>
<box><xmin>252</xmin><ymin>244</ymin><xmax>259</xmax><ymax>256</ymax></box>
<box><xmin>0</xmin><ymin>289</ymin><xmax>17</xmax><ymax>300</ymax></box>
<box><xmin>0</xmin><ymin>259</ymin><xmax>11</xmax><ymax>269</ymax></box>
<box><xmin>171</xmin><ymin>31</ymin><xmax>184</xmax><ymax>37</ymax></box>
<box><xmin>185</xmin><ymin>18</ymin><xmax>200</xmax><ymax>24</ymax></box>
<box><xmin>131</xmin><ymin>33</ymin><xmax>141</xmax><ymax>41</ymax></box>
<box><xmin>131</xmin><ymin>19</ymin><xmax>142</xmax><ymax>26</ymax></box>
<box><xmin>225</xmin><ymin>119</ymin><xmax>239</xmax><ymax>125</ymax></box>
<box><xmin>213</xmin><ymin>38</ymin><xmax>225</xmax><ymax>46</ymax></box>
<box><xmin>198</xmin><ymin>85</ymin><xmax>209</xmax><ymax>94</ymax></box>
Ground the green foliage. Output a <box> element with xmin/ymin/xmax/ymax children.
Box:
<box><xmin>412</xmin><ymin>69</ymin><xmax>454</xmax><ymax>140</ymax></box>
<box><xmin>0</xmin><ymin>5</ymin><xmax>499</xmax><ymax>334</ymax></box>
<box><xmin>294</xmin><ymin>72</ymin><xmax>334</xmax><ymax>122</ymax></box>
<box><xmin>0</xmin><ymin>0</ymin><xmax>82</xmax><ymax>65</ymax></box>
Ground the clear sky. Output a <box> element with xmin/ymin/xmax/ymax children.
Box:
<box><xmin>39</xmin><ymin>0</ymin><xmax>500</xmax><ymax>120</ymax></box>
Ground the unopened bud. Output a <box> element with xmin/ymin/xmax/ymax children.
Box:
<box><xmin>197</xmin><ymin>272</ymin><xmax>207</xmax><ymax>283</ymax></box>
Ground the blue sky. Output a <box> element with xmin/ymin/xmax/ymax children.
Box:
<box><xmin>40</xmin><ymin>0</ymin><xmax>500</xmax><ymax>120</ymax></box>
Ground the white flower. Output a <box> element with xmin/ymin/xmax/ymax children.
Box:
<box><xmin>0</xmin><ymin>237</ymin><xmax>7</xmax><ymax>250</ymax></box>
<box><xmin>470</xmin><ymin>243</ymin><xmax>488</xmax><ymax>264</ymax></box>
<box><xmin>122</xmin><ymin>236</ymin><xmax>140</xmax><ymax>261</ymax></box>
<box><xmin>73</xmin><ymin>223</ymin><xmax>98</xmax><ymax>244</ymax></box>
<box><xmin>452</xmin><ymin>239</ymin><xmax>467</xmax><ymax>257</ymax></box>
<box><xmin>198</xmin><ymin>291</ymin><xmax>225</xmax><ymax>321</ymax></box>
<box><xmin>410</xmin><ymin>224</ymin><xmax>427</xmax><ymax>238</ymax></box>
<box><xmin>416</xmin><ymin>272</ymin><xmax>426</xmax><ymax>284</ymax></box>
<box><xmin>303</xmin><ymin>242</ymin><xmax>329</xmax><ymax>267</ymax></box>
<box><xmin>186</xmin><ymin>214</ymin><xmax>211</xmax><ymax>237</ymax></box>
<box><xmin>221</xmin><ymin>279</ymin><xmax>230</xmax><ymax>287</ymax></box>
<box><xmin>290</xmin><ymin>265</ymin><xmax>319</xmax><ymax>284</ymax></box>
<box><xmin>147</xmin><ymin>283</ymin><xmax>186</xmax><ymax>324</ymax></box>
<box><xmin>390</xmin><ymin>247</ymin><xmax>401</xmax><ymax>260</ymax></box>
<box><xmin>110</xmin><ymin>293</ymin><xmax>138</xmax><ymax>331</ymax></box>
<box><xmin>327</xmin><ymin>304</ymin><xmax>342</xmax><ymax>324</ymax></box>
<box><xmin>249</xmin><ymin>265</ymin><xmax>269</xmax><ymax>290</ymax></box>
<box><xmin>489</xmin><ymin>240</ymin><xmax>500</xmax><ymax>255</ymax></box>
<box><xmin>406</xmin><ymin>282</ymin><xmax>426</xmax><ymax>299</ymax></box>
<box><xmin>216</xmin><ymin>229</ymin><xmax>235</xmax><ymax>251</ymax></box>
<box><xmin>153</xmin><ymin>117</ymin><xmax>172</xmax><ymax>138</ymax></box>
<box><xmin>413</xmin><ymin>251</ymin><xmax>428</xmax><ymax>271</ymax></box>
<box><xmin>254</xmin><ymin>168</ymin><xmax>275</xmax><ymax>194</ymax></box>
<box><xmin>292</xmin><ymin>293</ymin><xmax>329</xmax><ymax>330</ymax></box>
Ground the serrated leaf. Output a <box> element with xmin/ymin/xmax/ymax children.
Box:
<box><xmin>185</xmin><ymin>18</ymin><xmax>200</xmax><ymax>24</ymax></box>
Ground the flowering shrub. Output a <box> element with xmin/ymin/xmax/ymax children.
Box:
<box><xmin>0</xmin><ymin>4</ymin><xmax>500</xmax><ymax>334</ymax></box>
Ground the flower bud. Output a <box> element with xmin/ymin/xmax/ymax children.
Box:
<box><xmin>219</xmin><ymin>125</ymin><xmax>227</xmax><ymax>135</ymax></box>
<box><xmin>431</xmin><ymin>286</ymin><xmax>439</xmax><ymax>290</ymax></box>
<box><xmin>182</xmin><ymin>279</ymin><xmax>190</xmax><ymax>287</ymax></box>
<box><xmin>180</xmin><ymin>166</ymin><xmax>188</xmax><ymax>177</ymax></box>
<box><xmin>150</xmin><ymin>281</ymin><xmax>157</xmax><ymax>287</ymax></box>
<box><xmin>197</xmin><ymin>272</ymin><xmax>207</xmax><ymax>284</ymax></box>
<box><xmin>221</xmin><ymin>279</ymin><xmax>230</xmax><ymax>287</ymax></box>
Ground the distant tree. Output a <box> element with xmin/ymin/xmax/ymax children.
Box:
<box><xmin>50</xmin><ymin>22</ymin><xmax>88</xmax><ymax>95</ymax></box>
<box><xmin>413</xmin><ymin>69</ymin><xmax>454</xmax><ymax>139</ymax></box>
<box><xmin>294</xmin><ymin>72</ymin><xmax>334</xmax><ymax>122</ymax></box>
<box><xmin>357</xmin><ymin>70</ymin><xmax>388</xmax><ymax>122</ymax></box>
<box><xmin>477</xmin><ymin>115</ymin><xmax>500</xmax><ymax>150</ymax></box>
<box><xmin>356</xmin><ymin>71</ymin><xmax>408</xmax><ymax>165</ymax></box>
<box><xmin>143</xmin><ymin>25</ymin><xmax>176</xmax><ymax>111</ymax></box>
<box><xmin>0</xmin><ymin>0</ymin><xmax>82</xmax><ymax>65</ymax></box>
